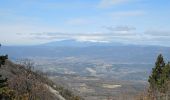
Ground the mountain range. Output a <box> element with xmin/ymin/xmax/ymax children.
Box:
<box><xmin>1</xmin><ymin>39</ymin><xmax>170</xmax><ymax>63</ymax></box>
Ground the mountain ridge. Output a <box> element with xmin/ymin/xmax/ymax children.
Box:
<box><xmin>1</xmin><ymin>41</ymin><xmax>170</xmax><ymax>63</ymax></box>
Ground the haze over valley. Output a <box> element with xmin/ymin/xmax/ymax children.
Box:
<box><xmin>1</xmin><ymin>40</ymin><xmax>170</xmax><ymax>99</ymax></box>
<box><xmin>0</xmin><ymin>0</ymin><xmax>170</xmax><ymax>100</ymax></box>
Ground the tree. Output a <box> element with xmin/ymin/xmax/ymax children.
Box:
<box><xmin>148</xmin><ymin>54</ymin><xmax>165</xmax><ymax>90</ymax></box>
<box><xmin>0</xmin><ymin>44</ymin><xmax>10</xmax><ymax>99</ymax></box>
<box><xmin>0</xmin><ymin>44</ymin><xmax>8</xmax><ymax>88</ymax></box>
<box><xmin>147</xmin><ymin>54</ymin><xmax>170</xmax><ymax>100</ymax></box>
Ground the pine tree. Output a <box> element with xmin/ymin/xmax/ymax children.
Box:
<box><xmin>159</xmin><ymin>62</ymin><xmax>170</xmax><ymax>93</ymax></box>
<box><xmin>148</xmin><ymin>54</ymin><xmax>165</xmax><ymax>91</ymax></box>
<box><xmin>147</xmin><ymin>54</ymin><xmax>170</xmax><ymax>100</ymax></box>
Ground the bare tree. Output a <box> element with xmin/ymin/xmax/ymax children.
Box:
<box><xmin>8</xmin><ymin>59</ymin><xmax>55</xmax><ymax>100</ymax></box>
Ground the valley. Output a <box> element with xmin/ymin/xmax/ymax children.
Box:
<box><xmin>1</xmin><ymin>41</ymin><xmax>170</xmax><ymax>99</ymax></box>
<box><xmin>30</xmin><ymin>57</ymin><xmax>150</xmax><ymax>100</ymax></box>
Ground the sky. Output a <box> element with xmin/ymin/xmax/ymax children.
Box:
<box><xmin>0</xmin><ymin>0</ymin><xmax>170</xmax><ymax>46</ymax></box>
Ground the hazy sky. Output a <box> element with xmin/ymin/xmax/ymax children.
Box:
<box><xmin>0</xmin><ymin>0</ymin><xmax>170</xmax><ymax>46</ymax></box>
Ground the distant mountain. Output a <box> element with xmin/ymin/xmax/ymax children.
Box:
<box><xmin>41</xmin><ymin>39</ymin><xmax>125</xmax><ymax>47</ymax></box>
<box><xmin>1</xmin><ymin>40</ymin><xmax>170</xmax><ymax>63</ymax></box>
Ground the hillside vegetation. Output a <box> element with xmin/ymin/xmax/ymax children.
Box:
<box><xmin>139</xmin><ymin>54</ymin><xmax>170</xmax><ymax>100</ymax></box>
<box><xmin>0</xmin><ymin>46</ymin><xmax>84</xmax><ymax>100</ymax></box>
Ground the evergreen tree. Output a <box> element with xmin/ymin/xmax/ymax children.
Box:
<box><xmin>148</xmin><ymin>54</ymin><xmax>166</xmax><ymax>91</ymax></box>
<box><xmin>160</xmin><ymin>62</ymin><xmax>170</xmax><ymax>92</ymax></box>
<box><xmin>147</xmin><ymin>54</ymin><xmax>170</xmax><ymax>100</ymax></box>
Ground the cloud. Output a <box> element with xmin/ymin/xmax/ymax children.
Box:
<box><xmin>28</xmin><ymin>32</ymin><xmax>108</xmax><ymax>43</ymax></box>
<box><xmin>145</xmin><ymin>30</ymin><xmax>170</xmax><ymax>36</ymax></box>
<box><xmin>28</xmin><ymin>31</ymin><xmax>137</xmax><ymax>38</ymax></box>
<box><xmin>25</xmin><ymin>27</ymin><xmax>170</xmax><ymax>46</ymax></box>
<box><xmin>74</xmin><ymin>36</ymin><xmax>110</xmax><ymax>43</ymax></box>
<box><xmin>103</xmin><ymin>25</ymin><xmax>136</xmax><ymax>32</ymax></box>
<box><xmin>27</xmin><ymin>30</ymin><xmax>138</xmax><ymax>43</ymax></box>
<box><xmin>98</xmin><ymin>0</ymin><xmax>131</xmax><ymax>8</ymax></box>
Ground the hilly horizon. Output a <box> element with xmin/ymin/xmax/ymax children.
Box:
<box><xmin>1</xmin><ymin>39</ymin><xmax>170</xmax><ymax>63</ymax></box>
<box><xmin>3</xmin><ymin>39</ymin><xmax>170</xmax><ymax>47</ymax></box>
<box><xmin>1</xmin><ymin>0</ymin><xmax>170</xmax><ymax>99</ymax></box>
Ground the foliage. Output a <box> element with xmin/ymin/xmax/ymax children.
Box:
<box><xmin>0</xmin><ymin>44</ymin><xmax>11</xmax><ymax>99</ymax></box>
<box><xmin>0</xmin><ymin>44</ymin><xmax>84</xmax><ymax>100</ymax></box>
<box><xmin>148</xmin><ymin>54</ymin><xmax>170</xmax><ymax>99</ymax></box>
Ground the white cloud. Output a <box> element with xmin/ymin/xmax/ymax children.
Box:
<box><xmin>103</xmin><ymin>25</ymin><xmax>136</xmax><ymax>32</ymax></box>
<box><xmin>27</xmin><ymin>31</ymin><xmax>137</xmax><ymax>44</ymax></box>
<box><xmin>75</xmin><ymin>36</ymin><xmax>109</xmax><ymax>43</ymax></box>
<box><xmin>145</xmin><ymin>29</ymin><xmax>170</xmax><ymax>36</ymax></box>
<box><xmin>26</xmin><ymin>28</ymin><xmax>170</xmax><ymax>46</ymax></box>
<box><xmin>3</xmin><ymin>29</ymin><xmax>167</xmax><ymax>46</ymax></box>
